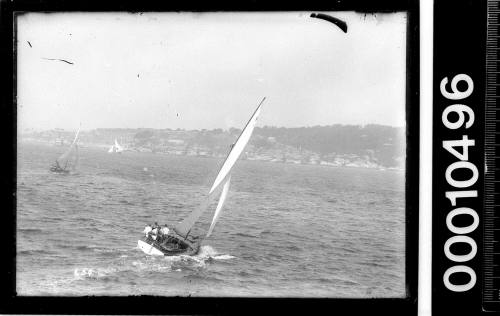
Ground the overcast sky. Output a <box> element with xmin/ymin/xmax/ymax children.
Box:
<box><xmin>17</xmin><ymin>12</ymin><xmax>407</xmax><ymax>131</ymax></box>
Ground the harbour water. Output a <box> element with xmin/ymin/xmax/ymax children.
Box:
<box><xmin>17</xmin><ymin>141</ymin><xmax>405</xmax><ymax>297</ymax></box>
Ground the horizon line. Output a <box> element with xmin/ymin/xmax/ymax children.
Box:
<box><xmin>21</xmin><ymin>123</ymin><xmax>406</xmax><ymax>132</ymax></box>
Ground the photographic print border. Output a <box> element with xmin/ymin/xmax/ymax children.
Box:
<box><xmin>1</xmin><ymin>0</ymin><xmax>419</xmax><ymax>314</ymax></box>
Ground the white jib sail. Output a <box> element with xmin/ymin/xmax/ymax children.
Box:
<box><xmin>208</xmin><ymin>97</ymin><xmax>265</xmax><ymax>195</ymax></box>
<box><xmin>206</xmin><ymin>176</ymin><xmax>231</xmax><ymax>238</ymax></box>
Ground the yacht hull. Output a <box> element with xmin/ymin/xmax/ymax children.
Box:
<box><xmin>137</xmin><ymin>237</ymin><xmax>200</xmax><ymax>257</ymax></box>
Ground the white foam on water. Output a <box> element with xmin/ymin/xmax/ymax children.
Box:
<box><xmin>172</xmin><ymin>254</ymin><xmax>207</xmax><ymax>268</ymax></box>
<box><xmin>212</xmin><ymin>254</ymin><xmax>236</xmax><ymax>260</ymax></box>
<box><xmin>133</xmin><ymin>244</ymin><xmax>236</xmax><ymax>272</ymax></box>
<box><xmin>185</xmin><ymin>245</ymin><xmax>236</xmax><ymax>263</ymax></box>
<box><xmin>76</xmin><ymin>258</ymin><xmax>173</xmax><ymax>280</ymax></box>
<box><xmin>73</xmin><ymin>267</ymin><xmax>117</xmax><ymax>280</ymax></box>
<box><xmin>131</xmin><ymin>256</ymin><xmax>173</xmax><ymax>272</ymax></box>
<box><xmin>197</xmin><ymin>245</ymin><xmax>218</xmax><ymax>258</ymax></box>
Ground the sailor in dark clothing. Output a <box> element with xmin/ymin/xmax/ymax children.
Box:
<box><xmin>151</xmin><ymin>222</ymin><xmax>160</xmax><ymax>241</ymax></box>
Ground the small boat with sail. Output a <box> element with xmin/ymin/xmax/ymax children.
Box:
<box><xmin>108</xmin><ymin>139</ymin><xmax>124</xmax><ymax>153</ymax></box>
<box><xmin>50</xmin><ymin>127</ymin><xmax>80</xmax><ymax>174</ymax></box>
<box><xmin>138</xmin><ymin>97</ymin><xmax>266</xmax><ymax>256</ymax></box>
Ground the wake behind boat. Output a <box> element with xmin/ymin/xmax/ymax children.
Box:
<box><xmin>138</xmin><ymin>97</ymin><xmax>265</xmax><ymax>256</ymax></box>
<box><xmin>50</xmin><ymin>126</ymin><xmax>80</xmax><ymax>174</ymax></box>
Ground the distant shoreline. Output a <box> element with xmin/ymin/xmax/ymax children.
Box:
<box><xmin>19</xmin><ymin>138</ymin><xmax>404</xmax><ymax>173</ymax></box>
<box><xmin>20</xmin><ymin>125</ymin><xmax>405</xmax><ymax>171</ymax></box>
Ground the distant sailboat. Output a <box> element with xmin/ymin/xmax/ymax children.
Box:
<box><xmin>138</xmin><ymin>97</ymin><xmax>266</xmax><ymax>256</ymax></box>
<box><xmin>108</xmin><ymin>139</ymin><xmax>124</xmax><ymax>153</ymax></box>
<box><xmin>50</xmin><ymin>127</ymin><xmax>80</xmax><ymax>174</ymax></box>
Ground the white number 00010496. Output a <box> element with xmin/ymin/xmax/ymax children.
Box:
<box><xmin>440</xmin><ymin>74</ymin><xmax>478</xmax><ymax>292</ymax></box>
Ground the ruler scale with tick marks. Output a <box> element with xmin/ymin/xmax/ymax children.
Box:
<box><xmin>484</xmin><ymin>0</ymin><xmax>500</xmax><ymax>311</ymax></box>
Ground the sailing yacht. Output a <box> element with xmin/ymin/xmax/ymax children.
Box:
<box><xmin>50</xmin><ymin>127</ymin><xmax>80</xmax><ymax>174</ymax></box>
<box><xmin>138</xmin><ymin>97</ymin><xmax>266</xmax><ymax>256</ymax></box>
<box><xmin>108</xmin><ymin>139</ymin><xmax>124</xmax><ymax>153</ymax></box>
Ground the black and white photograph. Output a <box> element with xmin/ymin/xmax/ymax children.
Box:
<box><xmin>15</xmin><ymin>10</ymin><xmax>410</xmax><ymax>299</ymax></box>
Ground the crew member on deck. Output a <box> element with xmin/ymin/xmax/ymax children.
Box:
<box><xmin>151</xmin><ymin>222</ymin><xmax>159</xmax><ymax>240</ymax></box>
<box><xmin>156</xmin><ymin>224</ymin><xmax>166</xmax><ymax>243</ymax></box>
<box><xmin>143</xmin><ymin>224</ymin><xmax>152</xmax><ymax>238</ymax></box>
<box><xmin>161</xmin><ymin>225</ymin><xmax>170</xmax><ymax>235</ymax></box>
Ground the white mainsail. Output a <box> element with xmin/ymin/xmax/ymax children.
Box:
<box><xmin>108</xmin><ymin>139</ymin><xmax>124</xmax><ymax>153</ymax></box>
<box><xmin>173</xmin><ymin>97</ymin><xmax>265</xmax><ymax>238</ymax></box>
<box><xmin>208</xmin><ymin>99</ymin><xmax>264</xmax><ymax>195</ymax></box>
<box><xmin>206</xmin><ymin>176</ymin><xmax>231</xmax><ymax>238</ymax></box>
<box><xmin>55</xmin><ymin>126</ymin><xmax>80</xmax><ymax>171</ymax></box>
<box><xmin>71</xmin><ymin>128</ymin><xmax>80</xmax><ymax>146</ymax></box>
<box><xmin>115</xmin><ymin>139</ymin><xmax>124</xmax><ymax>152</ymax></box>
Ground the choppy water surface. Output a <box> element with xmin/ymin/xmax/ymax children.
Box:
<box><xmin>17</xmin><ymin>142</ymin><xmax>405</xmax><ymax>297</ymax></box>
